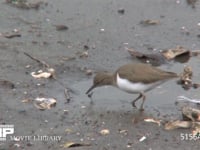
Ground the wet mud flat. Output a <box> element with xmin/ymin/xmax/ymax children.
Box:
<box><xmin>1</xmin><ymin>0</ymin><xmax>200</xmax><ymax>149</ymax></box>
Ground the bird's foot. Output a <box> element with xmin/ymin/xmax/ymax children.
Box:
<box><xmin>87</xmin><ymin>92</ymin><xmax>93</xmax><ymax>98</ymax></box>
<box><xmin>132</xmin><ymin>101</ymin><xmax>137</xmax><ymax>108</ymax></box>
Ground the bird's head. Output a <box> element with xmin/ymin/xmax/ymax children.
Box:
<box><xmin>86</xmin><ymin>72</ymin><xmax>114</xmax><ymax>94</ymax></box>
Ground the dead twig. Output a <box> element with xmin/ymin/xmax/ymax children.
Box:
<box><xmin>64</xmin><ymin>88</ymin><xmax>72</xmax><ymax>103</ymax></box>
<box><xmin>24</xmin><ymin>52</ymin><xmax>74</xmax><ymax>101</ymax></box>
<box><xmin>24</xmin><ymin>52</ymin><xmax>50</xmax><ymax>68</ymax></box>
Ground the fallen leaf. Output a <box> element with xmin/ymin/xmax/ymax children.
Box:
<box><xmin>127</xmin><ymin>48</ymin><xmax>166</xmax><ymax>66</ymax></box>
<box><xmin>161</xmin><ymin>46</ymin><xmax>190</xmax><ymax>60</ymax></box>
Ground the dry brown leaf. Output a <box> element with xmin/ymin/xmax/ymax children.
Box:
<box><xmin>161</xmin><ymin>46</ymin><xmax>190</xmax><ymax>60</ymax></box>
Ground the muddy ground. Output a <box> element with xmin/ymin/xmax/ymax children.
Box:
<box><xmin>0</xmin><ymin>0</ymin><xmax>200</xmax><ymax>149</ymax></box>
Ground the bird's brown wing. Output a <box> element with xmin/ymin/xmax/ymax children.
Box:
<box><xmin>116</xmin><ymin>63</ymin><xmax>178</xmax><ymax>84</ymax></box>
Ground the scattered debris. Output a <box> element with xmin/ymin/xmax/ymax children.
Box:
<box><xmin>85</xmin><ymin>69</ymin><xmax>93</xmax><ymax>76</ymax></box>
<box><xmin>54</xmin><ymin>25</ymin><xmax>69</xmax><ymax>31</ymax></box>
<box><xmin>177</xmin><ymin>96</ymin><xmax>200</xmax><ymax>104</ymax></box>
<box><xmin>76</xmin><ymin>51</ymin><xmax>89</xmax><ymax>58</ymax></box>
<box><xmin>34</xmin><ymin>97</ymin><xmax>57</xmax><ymax>110</ymax></box>
<box><xmin>21</xmin><ymin>99</ymin><xmax>32</xmax><ymax>103</ymax></box>
<box><xmin>63</xmin><ymin>109</ymin><xmax>69</xmax><ymax>115</ymax></box>
<box><xmin>193</xmin><ymin>83</ymin><xmax>200</xmax><ymax>89</ymax></box>
<box><xmin>0</xmin><ymin>80</ymin><xmax>15</xmax><ymax>89</ymax></box>
<box><xmin>100</xmin><ymin>129</ymin><xmax>110</xmax><ymax>135</ymax></box>
<box><xmin>100</xmin><ymin>28</ymin><xmax>105</xmax><ymax>32</ymax></box>
<box><xmin>31</xmin><ymin>68</ymin><xmax>54</xmax><ymax>79</ymax></box>
<box><xmin>14</xmin><ymin>143</ymin><xmax>21</xmax><ymax>148</ymax></box>
<box><xmin>127</xmin><ymin>46</ymin><xmax>200</xmax><ymax>66</ymax></box>
<box><xmin>178</xmin><ymin>66</ymin><xmax>193</xmax><ymax>90</ymax></box>
<box><xmin>192</xmin><ymin>126</ymin><xmax>200</xmax><ymax>136</ymax></box>
<box><xmin>139</xmin><ymin>136</ymin><xmax>147</xmax><ymax>142</ymax></box>
<box><xmin>118</xmin><ymin>8</ymin><xmax>125</xmax><ymax>15</ymax></box>
<box><xmin>62</xmin><ymin>141</ymin><xmax>91</xmax><ymax>148</ymax></box>
<box><xmin>182</xmin><ymin>106</ymin><xmax>200</xmax><ymax>121</ymax></box>
<box><xmin>177</xmin><ymin>66</ymin><xmax>200</xmax><ymax>90</ymax></box>
<box><xmin>64</xmin><ymin>88</ymin><xmax>71</xmax><ymax>103</ymax></box>
<box><xmin>79</xmin><ymin>67</ymin><xmax>94</xmax><ymax>76</ymax></box>
<box><xmin>65</xmin><ymin>128</ymin><xmax>73</xmax><ymax>134</ymax></box>
<box><xmin>118</xmin><ymin>129</ymin><xmax>128</xmax><ymax>135</ymax></box>
<box><xmin>140</xmin><ymin>19</ymin><xmax>160</xmax><ymax>26</ymax></box>
<box><xmin>83</xmin><ymin>45</ymin><xmax>89</xmax><ymax>50</ymax></box>
<box><xmin>161</xmin><ymin>46</ymin><xmax>190</xmax><ymax>60</ymax></box>
<box><xmin>187</xmin><ymin>0</ymin><xmax>198</xmax><ymax>8</ymax></box>
<box><xmin>127</xmin><ymin>48</ymin><xmax>166</xmax><ymax>66</ymax></box>
<box><xmin>164</xmin><ymin>120</ymin><xmax>193</xmax><ymax>130</ymax></box>
<box><xmin>164</xmin><ymin>106</ymin><xmax>200</xmax><ymax>133</ymax></box>
<box><xmin>3</xmin><ymin>32</ymin><xmax>21</xmax><ymax>38</ymax></box>
<box><xmin>5</xmin><ymin>0</ymin><xmax>46</xmax><ymax>10</ymax></box>
<box><xmin>126</xmin><ymin>143</ymin><xmax>133</xmax><ymax>148</ymax></box>
<box><xmin>61</xmin><ymin>56</ymin><xmax>76</xmax><ymax>61</ymax></box>
<box><xmin>192</xmin><ymin>50</ymin><xmax>200</xmax><ymax>56</ymax></box>
<box><xmin>31</xmin><ymin>68</ymin><xmax>53</xmax><ymax>79</ymax></box>
<box><xmin>144</xmin><ymin>118</ymin><xmax>161</xmax><ymax>126</ymax></box>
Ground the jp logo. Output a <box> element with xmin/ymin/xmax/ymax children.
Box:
<box><xmin>0</xmin><ymin>125</ymin><xmax>14</xmax><ymax>141</ymax></box>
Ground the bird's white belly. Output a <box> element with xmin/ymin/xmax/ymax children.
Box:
<box><xmin>116</xmin><ymin>73</ymin><xmax>161</xmax><ymax>93</ymax></box>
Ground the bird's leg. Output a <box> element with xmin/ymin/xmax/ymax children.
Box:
<box><xmin>132</xmin><ymin>93</ymin><xmax>143</xmax><ymax>108</ymax></box>
<box><xmin>139</xmin><ymin>93</ymin><xmax>146</xmax><ymax>111</ymax></box>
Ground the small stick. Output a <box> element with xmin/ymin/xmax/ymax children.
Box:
<box><xmin>24</xmin><ymin>52</ymin><xmax>50</xmax><ymax>68</ymax></box>
<box><xmin>64</xmin><ymin>88</ymin><xmax>71</xmax><ymax>103</ymax></box>
<box><xmin>24</xmin><ymin>52</ymin><xmax>74</xmax><ymax>102</ymax></box>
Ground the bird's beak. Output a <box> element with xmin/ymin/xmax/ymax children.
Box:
<box><xmin>86</xmin><ymin>85</ymin><xmax>96</xmax><ymax>95</ymax></box>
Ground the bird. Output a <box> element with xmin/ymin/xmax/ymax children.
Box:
<box><xmin>86</xmin><ymin>63</ymin><xmax>178</xmax><ymax>111</ymax></box>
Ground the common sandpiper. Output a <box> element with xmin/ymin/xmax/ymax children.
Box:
<box><xmin>86</xmin><ymin>63</ymin><xmax>178</xmax><ymax>111</ymax></box>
